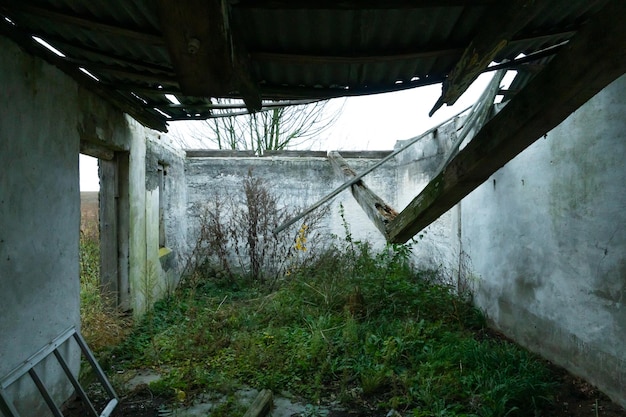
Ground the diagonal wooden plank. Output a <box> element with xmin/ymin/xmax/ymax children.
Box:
<box><xmin>429</xmin><ymin>0</ymin><xmax>553</xmax><ymax>116</ymax></box>
<box><xmin>388</xmin><ymin>0</ymin><xmax>626</xmax><ymax>243</ymax></box>
<box><xmin>328</xmin><ymin>151</ymin><xmax>398</xmax><ymax>239</ymax></box>
<box><xmin>157</xmin><ymin>0</ymin><xmax>260</xmax><ymax>110</ymax></box>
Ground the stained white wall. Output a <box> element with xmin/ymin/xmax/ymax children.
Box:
<box><xmin>0</xmin><ymin>35</ymin><xmax>186</xmax><ymax>413</ymax></box>
<box><xmin>461</xmin><ymin>75</ymin><xmax>626</xmax><ymax>407</ymax></box>
<box><xmin>185</xmin><ymin>154</ymin><xmax>395</xmax><ymax>261</ymax></box>
<box><xmin>0</xmin><ymin>36</ymin><xmax>81</xmax><ymax>416</ymax></box>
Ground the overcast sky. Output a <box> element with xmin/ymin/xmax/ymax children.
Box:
<box><xmin>80</xmin><ymin>71</ymin><xmax>501</xmax><ymax>191</ymax></box>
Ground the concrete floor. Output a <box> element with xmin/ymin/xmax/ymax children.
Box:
<box><xmin>125</xmin><ymin>370</ymin><xmax>319</xmax><ymax>417</ymax></box>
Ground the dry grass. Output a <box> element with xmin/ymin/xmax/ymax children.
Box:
<box><xmin>80</xmin><ymin>192</ymin><xmax>132</xmax><ymax>352</ymax></box>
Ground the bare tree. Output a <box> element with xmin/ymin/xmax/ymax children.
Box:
<box><xmin>184</xmin><ymin>99</ymin><xmax>342</xmax><ymax>155</ymax></box>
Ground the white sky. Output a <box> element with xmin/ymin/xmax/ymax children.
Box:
<box><xmin>80</xmin><ymin>72</ymin><xmax>500</xmax><ymax>191</ymax></box>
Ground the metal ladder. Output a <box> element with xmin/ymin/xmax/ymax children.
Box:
<box><xmin>0</xmin><ymin>327</ymin><xmax>118</xmax><ymax>417</ymax></box>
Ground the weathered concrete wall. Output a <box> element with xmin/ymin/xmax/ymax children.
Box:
<box><xmin>0</xmin><ymin>36</ymin><xmax>82</xmax><ymax>415</ymax></box>
<box><xmin>185</xmin><ymin>153</ymin><xmax>396</xmax><ymax>261</ymax></box>
<box><xmin>136</xmin><ymin>134</ymin><xmax>187</xmax><ymax>314</ymax></box>
<box><xmin>395</xmin><ymin>119</ymin><xmax>465</xmax><ymax>283</ymax></box>
<box><xmin>80</xmin><ymin>95</ymin><xmax>187</xmax><ymax>315</ymax></box>
<box><xmin>460</xmin><ymin>74</ymin><xmax>626</xmax><ymax>408</ymax></box>
<box><xmin>0</xmin><ymin>35</ymin><xmax>188</xmax><ymax>412</ymax></box>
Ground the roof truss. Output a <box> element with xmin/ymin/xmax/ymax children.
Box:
<box><xmin>388</xmin><ymin>0</ymin><xmax>626</xmax><ymax>242</ymax></box>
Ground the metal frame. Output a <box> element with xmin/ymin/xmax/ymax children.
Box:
<box><xmin>0</xmin><ymin>327</ymin><xmax>118</xmax><ymax>417</ymax></box>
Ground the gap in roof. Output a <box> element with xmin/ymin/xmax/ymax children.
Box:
<box><xmin>32</xmin><ymin>36</ymin><xmax>65</xmax><ymax>57</ymax></box>
<box><xmin>79</xmin><ymin>67</ymin><xmax>99</xmax><ymax>82</ymax></box>
<box><xmin>165</xmin><ymin>94</ymin><xmax>181</xmax><ymax>105</ymax></box>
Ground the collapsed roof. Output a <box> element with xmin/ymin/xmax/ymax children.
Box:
<box><xmin>0</xmin><ymin>0</ymin><xmax>616</xmax><ymax>132</ymax></box>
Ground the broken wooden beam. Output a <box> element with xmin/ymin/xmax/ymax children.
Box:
<box><xmin>430</xmin><ymin>0</ymin><xmax>551</xmax><ymax>115</ymax></box>
<box><xmin>243</xmin><ymin>389</ymin><xmax>273</xmax><ymax>417</ymax></box>
<box><xmin>388</xmin><ymin>0</ymin><xmax>626</xmax><ymax>243</ymax></box>
<box><xmin>328</xmin><ymin>151</ymin><xmax>398</xmax><ymax>239</ymax></box>
<box><xmin>272</xmin><ymin>107</ymin><xmax>470</xmax><ymax>235</ymax></box>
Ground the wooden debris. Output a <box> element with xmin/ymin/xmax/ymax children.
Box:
<box><xmin>243</xmin><ymin>389</ymin><xmax>273</xmax><ymax>417</ymax></box>
<box><xmin>328</xmin><ymin>151</ymin><xmax>398</xmax><ymax>240</ymax></box>
<box><xmin>388</xmin><ymin>0</ymin><xmax>626</xmax><ymax>243</ymax></box>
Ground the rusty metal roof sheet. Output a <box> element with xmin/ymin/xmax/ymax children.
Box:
<box><xmin>0</xmin><ymin>0</ymin><xmax>611</xmax><ymax>131</ymax></box>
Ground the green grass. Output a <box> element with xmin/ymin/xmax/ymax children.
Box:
<box><xmin>105</xmin><ymin>240</ymin><xmax>556</xmax><ymax>417</ymax></box>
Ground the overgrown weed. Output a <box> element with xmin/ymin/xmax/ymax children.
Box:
<box><xmin>107</xmin><ymin>234</ymin><xmax>556</xmax><ymax>416</ymax></box>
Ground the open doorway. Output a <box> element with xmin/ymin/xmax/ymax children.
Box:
<box><xmin>79</xmin><ymin>149</ymin><xmax>131</xmax><ymax>352</ymax></box>
<box><xmin>79</xmin><ymin>154</ymin><xmax>100</xmax><ymax>239</ymax></box>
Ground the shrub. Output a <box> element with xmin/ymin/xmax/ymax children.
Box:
<box><xmin>184</xmin><ymin>171</ymin><xmax>329</xmax><ymax>288</ymax></box>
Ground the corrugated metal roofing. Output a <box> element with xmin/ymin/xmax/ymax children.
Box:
<box><xmin>0</xmin><ymin>0</ymin><xmax>611</xmax><ymax>131</ymax></box>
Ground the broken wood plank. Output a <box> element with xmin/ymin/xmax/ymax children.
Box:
<box><xmin>273</xmin><ymin>106</ymin><xmax>470</xmax><ymax>235</ymax></box>
<box><xmin>328</xmin><ymin>151</ymin><xmax>398</xmax><ymax>239</ymax></box>
<box><xmin>429</xmin><ymin>0</ymin><xmax>552</xmax><ymax>115</ymax></box>
<box><xmin>157</xmin><ymin>0</ymin><xmax>261</xmax><ymax>111</ymax></box>
<box><xmin>388</xmin><ymin>0</ymin><xmax>626</xmax><ymax>243</ymax></box>
<box><xmin>435</xmin><ymin>70</ymin><xmax>505</xmax><ymax>174</ymax></box>
<box><xmin>243</xmin><ymin>389</ymin><xmax>273</xmax><ymax>417</ymax></box>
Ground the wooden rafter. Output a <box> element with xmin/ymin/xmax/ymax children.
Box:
<box><xmin>0</xmin><ymin>19</ymin><xmax>167</xmax><ymax>131</ymax></box>
<box><xmin>234</xmin><ymin>0</ymin><xmax>496</xmax><ymax>9</ymax></box>
<box><xmin>76</xmin><ymin>63</ymin><xmax>177</xmax><ymax>85</ymax></box>
<box><xmin>157</xmin><ymin>0</ymin><xmax>261</xmax><ymax>111</ymax></box>
<box><xmin>32</xmin><ymin>34</ymin><xmax>175</xmax><ymax>75</ymax></box>
<box><xmin>155</xmin><ymin>99</ymin><xmax>320</xmax><ymax>110</ymax></box>
<box><xmin>429</xmin><ymin>0</ymin><xmax>553</xmax><ymax>116</ymax></box>
<box><xmin>388</xmin><ymin>0</ymin><xmax>626</xmax><ymax>243</ymax></box>
<box><xmin>0</xmin><ymin>2</ymin><xmax>163</xmax><ymax>45</ymax></box>
<box><xmin>251</xmin><ymin>30</ymin><xmax>572</xmax><ymax>66</ymax></box>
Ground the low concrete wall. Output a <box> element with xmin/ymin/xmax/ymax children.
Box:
<box><xmin>185</xmin><ymin>152</ymin><xmax>397</xmax><ymax>262</ymax></box>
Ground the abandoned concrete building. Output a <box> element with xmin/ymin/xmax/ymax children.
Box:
<box><xmin>1</xmin><ymin>0</ymin><xmax>625</xmax><ymax>415</ymax></box>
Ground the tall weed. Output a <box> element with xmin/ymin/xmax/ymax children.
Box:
<box><xmin>183</xmin><ymin>171</ymin><xmax>329</xmax><ymax>288</ymax></box>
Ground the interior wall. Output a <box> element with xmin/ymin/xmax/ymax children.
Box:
<box><xmin>0</xmin><ymin>36</ymin><xmax>82</xmax><ymax>415</ymax></box>
<box><xmin>134</xmin><ymin>135</ymin><xmax>187</xmax><ymax>315</ymax></box>
<box><xmin>461</xmin><ymin>74</ymin><xmax>626</xmax><ymax>408</ymax></box>
<box><xmin>0</xmin><ymin>35</ymin><xmax>186</xmax><ymax>412</ymax></box>
<box><xmin>395</xmin><ymin>119</ymin><xmax>464</xmax><ymax>282</ymax></box>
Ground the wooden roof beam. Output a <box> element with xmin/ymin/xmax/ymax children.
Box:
<box><xmin>233</xmin><ymin>1</ymin><xmax>496</xmax><ymax>10</ymax></box>
<box><xmin>388</xmin><ymin>0</ymin><xmax>626</xmax><ymax>243</ymax></box>
<box><xmin>0</xmin><ymin>2</ymin><xmax>164</xmax><ymax>45</ymax></box>
<box><xmin>429</xmin><ymin>0</ymin><xmax>552</xmax><ymax>116</ymax></box>
<box><xmin>0</xmin><ymin>19</ymin><xmax>167</xmax><ymax>131</ymax></box>
<box><xmin>328</xmin><ymin>151</ymin><xmax>398</xmax><ymax>240</ymax></box>
<box><xmin>157</xmin><ymin>0</ymin><xmax>261</xmax><ymax>112</ymax></box>
<box><xmin>250</xmin><ymin>30</ymin><xmax>575</xmax><ymax>66</ymax></box>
